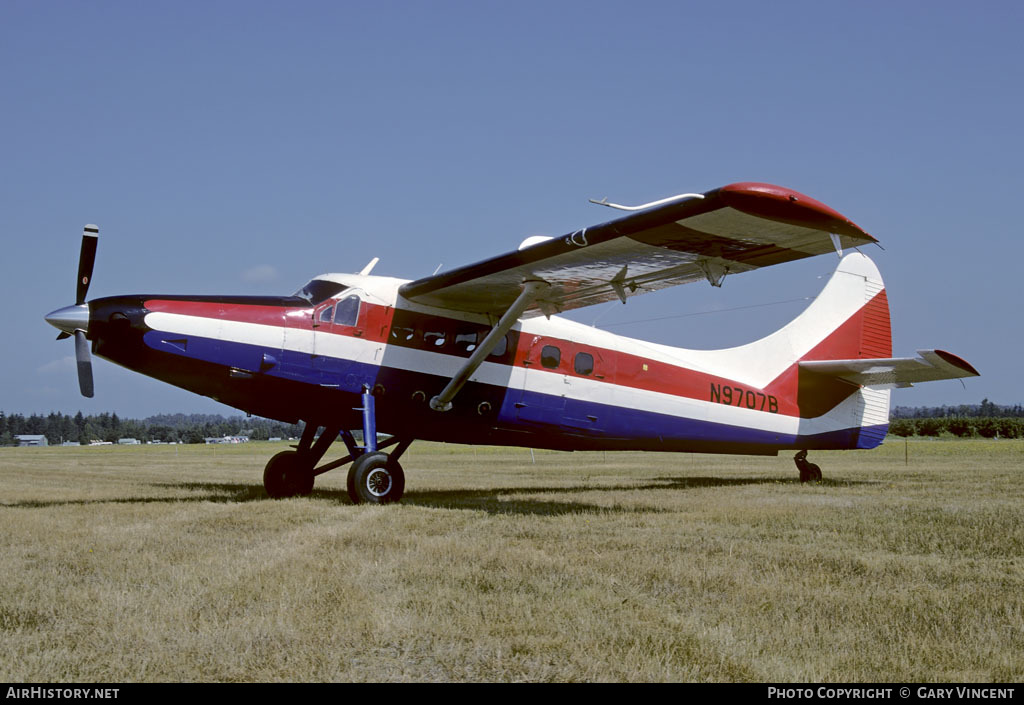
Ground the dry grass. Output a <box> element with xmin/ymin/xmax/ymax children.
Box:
<box><xmin>0</xmin><ymin>439</ymin><xmax>1022</xmax><ymax>682</ymax></box>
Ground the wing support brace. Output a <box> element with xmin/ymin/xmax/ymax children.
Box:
<box><xmin>430</xmin><ymin>280</ymin><xmax>550</xmax><ymax>412</ymax></box>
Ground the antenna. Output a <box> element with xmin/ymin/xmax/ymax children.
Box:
<box><xmin>589</xmin><ymin>193</ymin><xmax>705</xmax><ymax>212</ymax></box>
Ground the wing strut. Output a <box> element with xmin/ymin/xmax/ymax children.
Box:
<box><xmin>430</xmin><ymin>280</ymin><xmax>549</xmax><ymax>412</ymax></box>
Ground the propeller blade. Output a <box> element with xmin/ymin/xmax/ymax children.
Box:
<box><xmin>74</xmin><ymin>330</ymin><xmax>94</xmax><ymax>398</ymax></box>
<box><xmin>76</xmin><ymin>225</ymin><xmax>99</xmax><ymax>305</ymax></box>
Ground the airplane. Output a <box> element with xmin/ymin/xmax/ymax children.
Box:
<box><xmin>44</xmin><ymin>182</ymin><xmax>979</xmax><ymax>502</ymax></box>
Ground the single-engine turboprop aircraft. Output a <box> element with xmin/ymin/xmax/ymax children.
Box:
<box><xmin>45</xmin><ymin>183</ymin><xmax>979</xmax><ymax>502</ymax></box>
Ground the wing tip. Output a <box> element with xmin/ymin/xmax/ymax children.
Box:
<box><xmin>715</xmin><ymin>182</ymin><xmax>877</xmax><ymax>243</ymax></box>
<box><xmin>931</xmin><ymin>349</ymin><xmax>980</xmax><ymax>377</ymax></box>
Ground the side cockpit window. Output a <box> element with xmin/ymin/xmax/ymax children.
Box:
<box><xmin>334</xmin><ymin>295</ymin><xmax>360</xmax><ymax>326</ymax></box>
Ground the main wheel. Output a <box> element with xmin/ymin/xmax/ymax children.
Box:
<box><xmin>347</xmin><ymin>452</ymin><xmax>405</xmax><ymax>504</ymax></box>
<box><xmin>263</xmin><ymin>450</ymin><xmax>315</xmax><ymax>498</ymax></box>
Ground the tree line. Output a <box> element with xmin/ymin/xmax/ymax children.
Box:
<box><xmin>0</xmin><ymin>411</ymin><xmax>304</xmax><ymax>446</ymax></box>
<box><xmin>3</xmin><ymin>398</ymin><xmax>1021</xmax><ymax>446</ymax></box>
<box><xmin>889</xmin><ymin>399</ymin><xmax>1024</xmax><ymax>438</ymax></box>
<box><xmin>887</xmin><ymin>416</ymin><xmax>1023</xmax><ymax>439</ymax></box>
<box><xmin>891</xmin><ymin>399</ymin><xmax>1024</xmax><ymax>419</ymax></box>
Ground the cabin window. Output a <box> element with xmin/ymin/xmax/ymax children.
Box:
<box><xmin>335</xmin><ymin>295</ymin><xmax>360</xmax><ymax>326</ymax></box>
<box><xmin>424</xmin><ymin>330</ymin><xmax>447</xmax><ymax>349</ymax></box>
<box><xmin>540</xmin><ymin>345</ymin><xmax>561</xmax><ymax>369</ymax></box>
<box><xmin>319</xmin><ymin>305</ymin><xmax>334</xmax><ymax>324</ymax></box>
<box><xmin>390</xmin><ymin>326</ymin><xmax>416</xmax><ymax>343</ymax></box>
<box><xmin>489</xmin><ymin>333</ymin><xmax>508</xmax><ymax>358</ymax></box>
<box><xmin>574</xmin><ymin>352</ymin><xmax>594</xmax><ymax>375</ymax></box>
<box><xmin>455</xmin><ymin>331</ymin><xmax>478</xmax><ymax>354</ymax></box>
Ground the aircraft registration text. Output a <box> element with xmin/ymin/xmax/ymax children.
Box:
<box><xmin>709</xmin><ymin>383</ymin><xmax>778</xmax><ymax>413</ymax></box>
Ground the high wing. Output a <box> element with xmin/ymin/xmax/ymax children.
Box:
<box><xmin>800</xmin><ymin>350</ymin><xmax>980</xmax><ymax>388</ymax></box>
<box><xmin>399</xmin><ymin>182</ymin><xmax>877</xmax><ymax>318</ymax></box>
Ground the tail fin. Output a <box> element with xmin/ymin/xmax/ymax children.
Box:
<box><xmin>782</xmin><ymin>251</ymin><xmax>892</xmax><ymax>364</ymax></box>
<box><xmin>791</xmin><ymin>252</ymin><xmax>893</xmax><ymax>448</ymax></box>
<box><xmin>695</xmin><ymin>252</ymin><xmax>891</xmax><ymax>386</ymax></box>
<box><xmin>790</xmin><ymin>253</ymin><xmax>977</xmax><ymax>448</ymax></box>
<box><xmin>686</xmin><ymin>252</ymin><xmax>975</xmax><ymax>449</ymax></box>
<box><xmin>791</xmin><ymin>254</ymin><xmax>976</xmax><ymax>448</ymax></box>
<box><xmin>689</xmin><ymin>252</ymin><xmax>894</xmax><ymax>447</ymax></box>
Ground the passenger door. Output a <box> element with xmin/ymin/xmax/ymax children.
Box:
<box><xmin>516</xmin><ymin>336</ymin><xmax>568</xmax><ymax>427</ymax></box>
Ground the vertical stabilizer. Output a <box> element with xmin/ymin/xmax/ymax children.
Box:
<box><xmin>794</xmin><ymin>253</ymin><xmax>892</xmax><ymax>448</ymax></box>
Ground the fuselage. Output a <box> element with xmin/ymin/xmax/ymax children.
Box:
<box><xmin>83</xmin><ymin>265</ymin><xmax>890</xmax><ymax>456</ymax></box>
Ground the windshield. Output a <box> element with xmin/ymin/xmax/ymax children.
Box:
<box><xmin>293</xmin><ymin>279</ymin><xmax>348</xmax><ymax>305</ymax></box>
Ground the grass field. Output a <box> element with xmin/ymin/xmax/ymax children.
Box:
<box><xmin>1</xmin><ymin>439</ymin><xmax>1022</xmax><ymax>682</ymax></box>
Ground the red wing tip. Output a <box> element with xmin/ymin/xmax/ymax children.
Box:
<box><xmin>716</xmin><ymin>182</ymin><xmax>876</xmax><ymax>243</ymax></box>
<box><xmin>933</xmin><ymin>349</ymin><xmax>980</xmax><ymax>376</ymax></box>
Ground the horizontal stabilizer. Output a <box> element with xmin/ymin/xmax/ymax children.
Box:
<box><xmin>800</xmin><ymin>350</ymin><xmax>979</xmax><ymax>389</ymax></box>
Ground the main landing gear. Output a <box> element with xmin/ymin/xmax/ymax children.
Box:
<box><xmin>793</xmin><ymin>449</ymin><xmax>822</xmax><ymax>482</ymax></box>
<box><xmin>262</xmin><ymin>386</ymin><xmax>413</xmax><ymax>504</ymax></box>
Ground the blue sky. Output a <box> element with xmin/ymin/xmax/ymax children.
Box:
<box><xmin>2</xmin><ymin>0</ymin><xmax>1020</xmax><ymax>418</ymax></box>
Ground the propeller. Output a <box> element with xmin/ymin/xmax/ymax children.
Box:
<box><xmin>77</xmin><ymin>225</ymin><xmax>98</xmax><ymax>305</ymax></box>
<box><xmin>45</xmin><ymin>225</ymin><xmax>98</xmax><ymax>398</ymax></box>
<box><xmin>75</xmin><ymin>329</ymin><xmax>94</xmax><ymax>398</ymax></box>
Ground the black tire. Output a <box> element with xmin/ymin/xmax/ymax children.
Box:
<box><xmin>263</xmin><ymin>450</ymin><xmax>314</xmax><ymax>498</ymax></box>
<box><xmin>808</xmin><ymin>463</ymin><xmax>822</xmax><ymax>482</ymax></box>
<box><xmin>347</xmin><ymin>452</ymin><xmax>405</xmax><ymax>504</ymax></box>
<box><xmin>794</xmin><ymin>450</ymin><xmax>815</xmax><ymax>483</ymax></box>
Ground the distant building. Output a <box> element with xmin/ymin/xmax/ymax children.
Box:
<box><xmin>15</xmin><ymin>435</ymin><xmax>48</xmax><ymax>447</ymax></box>
<box><xmin>61</xmin><ymin>441</ymin><xmax>81</xmax><ymax>447</ymax></box>
<box><xmin>205</xmin><ymin>436</ymin><xmax>250</xmax><ymax>444</ymax></box>
<box><xmin>117</xmin><ymin>438</ymin><xmax>141</xmax><ymax>445</ymax></box>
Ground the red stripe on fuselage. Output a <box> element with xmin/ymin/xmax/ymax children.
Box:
<box><xmin>145</xmin><ymin>299</ymin><xmax>291</xmax><ymax>327</ymax></box>
<box><xmin>144</xmin><ymin>298</ymin><xmax>396</xmax><ymax>343</ymax></box>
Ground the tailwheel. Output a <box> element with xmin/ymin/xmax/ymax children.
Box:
<box><xmin>347</xmin><ymin>451</ymin><xmax>405</xmax><ymax>504</ymax></box>
<box><xmin>263</xmin><ymin>450</ymin><xmax>315</xmax><ymax>498</ymax></box>
<box><xmin>793</xmin><ymin>450</ymin><xmax>823</xmax><ymax>483</ymax></box>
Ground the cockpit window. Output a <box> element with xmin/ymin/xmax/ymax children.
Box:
<box><xmin>334</xmin><ymin>295</ymin><xmax>360</xmax><ymax>326</ymax></box>
<box><xmin>294</xmin><ymin>280</ymin><xmax>347</xmax><ymax>305</ymax></box>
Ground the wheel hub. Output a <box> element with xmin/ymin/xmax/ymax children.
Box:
<box><xmin>365</xmin><ymin>468</ymin><xmax>392</xmax><ymax>496</ymax></box>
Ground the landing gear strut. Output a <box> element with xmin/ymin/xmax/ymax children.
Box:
<box><xmin>794</xmin><ymin>450</ymin><xmax>822</xmax><ymax>482</ymax></box>
<box><xmin>262</xmin><ymin>385</ymin><xmax>413</xmax><ymax>503</ymax></box>
<box><xmin>343</xmin><ymin>385</ymin><xmax>409</xmax><ymax>504</ymax></box>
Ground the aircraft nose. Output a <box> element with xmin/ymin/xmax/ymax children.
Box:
<box><xmin>45</xmin><ymin>304</ymin><xmax>90</xmax><ymax>335</ymax></box>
